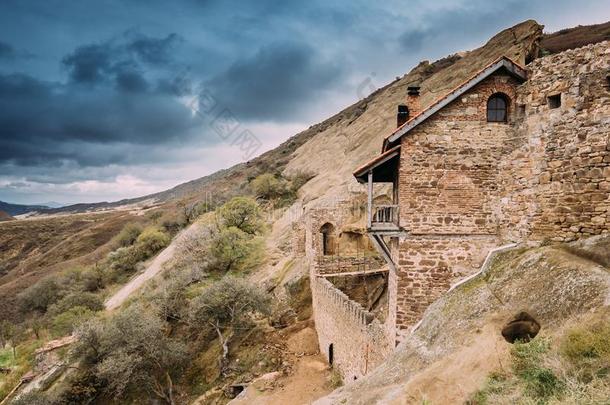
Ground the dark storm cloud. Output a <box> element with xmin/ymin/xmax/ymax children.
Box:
<box><xmin>128</xmin><ymin>33</ymin><xmax>183</xmax><ymax>65</ymax></box>
<box><xmin>207</xmin><ymin>41</ymin><xmax>343</xmax><ymax>121</ymax></box>
<box><xmin>0</xmin><ymin>71</ymin><xmax>200</xmax><ymax>167</ymax></box>
<box><xmin>0</xmin><ymin>0</ymin><xmax>608</xmax><ymax>203</ymax></box>
<box><xmin>0</xmin><ymin>41</ymin><xmax>16</xmax><ymax>59</ymax></box>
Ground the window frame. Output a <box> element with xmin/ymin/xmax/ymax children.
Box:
<box><xmin>486</xmin><ymin>93</ymin><xmax>509</xmax><ymax>123</ymax></box>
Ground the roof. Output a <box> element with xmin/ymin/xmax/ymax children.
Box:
<box><xmin>353</xmin><ymin>145</ymin><xmax>400</xmax><ymax>183</ymax></box>
<box><xmin>382</xmin><ymin>56</ymin><xmax>527</xmax><ymax>150</ymax></box>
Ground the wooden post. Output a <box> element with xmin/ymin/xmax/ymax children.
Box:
<box><xmin>367</xmin><ymin>170</ymin><xmax>373</xmax><ymax>228</ymax></box>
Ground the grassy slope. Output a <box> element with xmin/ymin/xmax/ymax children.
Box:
<box><xmin>0</xmin><ymin>212</ymin><xmax>142</xmax><ymax>322</ymax></box>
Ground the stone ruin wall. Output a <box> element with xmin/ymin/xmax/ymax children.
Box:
<box><xmin>500</xmin><ymin>40</ymin><xmax>610</xmax><ymax>242</ymax></box>
<box><xmin>312</xmin><ymin>277</ymin><xmax>392</xmax><ymax>381</ymax></box>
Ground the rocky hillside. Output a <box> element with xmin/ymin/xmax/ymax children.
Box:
<box><xmin>315</xmin><ymin>236</ymin><xmax>610</xmax><ymax>404</ymax></box>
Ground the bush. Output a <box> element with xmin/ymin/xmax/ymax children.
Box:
<box><xmin>113</xmin><ymin>223</ymin><xmax>143</xmax><ymax>248</ymax></box>
<box><xmin>80</xmin><ymin>266</ymin><xmax>105</xmax><ymax>292</ymax></box>
<box><xmin>217</xmin><ymin>196</ymin><xmax>264</xmax><ymax>235</ymax></box>
<box><xmin>51</xmin><ymin>306</ymin><xmax>95</xmax><ymax>336</ymax></box>
<box><xmin>48</xmin><ymin>292</ymin><xmax>104</xmax><ymax>317</ymax></box>
<box><xmin>136</xmin><ymin>227</ymin><xmax>170</xmax><ymax>257</ymax></box>
<box><xmin>158</xmin><ymin>210</ymin><xmax>187</xmax><ymax>234</ymax></box>
<box><xmin>289</xmin><ymin>170</ymin><xmax>315</xmax><ymax>191</ymax></box>
<box><xmin>561</xmin><ymin>322</ymin><xmax>610</xmax><ymax>362</ymax></box>
<box><xmin>251</xmin><ymin>173</ymin><xmax>283</xmax><ymax>200</ymax></box>
<box><xmin>74</xmin><ymin>305</ymin><xmax>188</xmax><ymax>403</ymax></box>
<box><xmin>18</xmin><ymin>276</ymin><xmax>62</xmax><ymax>313</ymax></box>
<box><xmin>108</xmin><ymin>246</ymin><xmax>144</xmax><ymax>274</ymax></box>
<box><xmin>183</xmin><ymin>200</ymin><xmax>214</xmax><ymax>223</ymax></box>
<box><xmin>209</xmin><ymin>227</ymin><xmax>264</xmax><ymax>273</ymax></box>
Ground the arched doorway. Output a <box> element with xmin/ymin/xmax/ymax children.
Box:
<box><xmin>319</xmin><ymin>223</ymin><xmax>336</xmax><ymax>256</ymax></box>
<box><xmin>328</xmin><ymin>343</ymin><xmax>334</xmax><ymax>366</ymax></box>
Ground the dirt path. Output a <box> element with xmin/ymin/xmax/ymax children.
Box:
<box><xmin>228</xmin><ymin>326</ymin><xmax>334</xmax><ymax>405</ymax></box>
<box><xmin>105</xmin><ymin>222</ymin><xmax>201</xmax><ymax>310</ymax></box>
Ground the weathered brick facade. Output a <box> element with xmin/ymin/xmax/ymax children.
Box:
<box><xmin>305</xmin><ymin>41</ymin><xmax>609</xmax><ymax>381</ymax></box>
<box><xmin>391</xmin><ymin>41</ymin><xmax>609</xmax><ymax>333</ymax></box>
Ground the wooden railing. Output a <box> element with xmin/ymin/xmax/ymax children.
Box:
<box><xmin>371</xmin><ymin>204</ymin><xmax>399</xmax><ymax>228</ymax></box>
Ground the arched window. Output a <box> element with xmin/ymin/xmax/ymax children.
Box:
<box><xmin>487</xmin><ymin>93</ymin><xmax>509</xmax><ymax>123</ymax></box>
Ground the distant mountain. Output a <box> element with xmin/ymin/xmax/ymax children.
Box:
<box><xmin>0</xmin><ymin>201</ymin><xmax>50</xmax><ymax>216</ymax></box>
<box><xmin>35</xmin><ymin>201</ymin><xmax>64</xmax><ymax>208</ymax></box>
<box><xmin>0</xmin><ymin>210</ymin><xmax>15</xmax><ymax>221</ymax></box>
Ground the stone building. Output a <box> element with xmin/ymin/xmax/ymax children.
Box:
<box><xmin>306</xmin><ymin>40</ymin><xmax>609</xmax><ymax>380</ymax></box>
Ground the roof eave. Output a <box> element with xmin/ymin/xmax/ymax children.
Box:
<box><xmin>384</xmin><ymin>58</ymin><xmax>527</xmax><ymax>147</ymax></box>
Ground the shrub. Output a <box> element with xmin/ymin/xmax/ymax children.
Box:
<box><xmin>74</xmin><ymin>305</ymin><xmax>188</xmax><ymax>403</ymax></box>
<box><xmin>51</xmin><ymin>306</ymin><xmax>95</xmax><ymax>336</ymax></box>
<box><xmin>107</xmin><ymin>246</ymin><xmax>144</xmax><ymax>274</ymax></box>
<box><xmin>561</xmin><ymin>322</ymin><xmax>610</xmax><ymax>362</ymax></box>
<box><xmin>48</xmin><ymin>292</ymin><xmax>104</xmax><ymax>317</ymax></box>
<box><xmin>113</xmin><ymin>223</ymin><xmax>143</xmax><ymax>248</ymax></box>
<box><xmin>80</xmin><ymin>266</ymin><xmax>105</xmax><ymax>292</ymax></box>
<box><xmin>209</xmin><ymin>226</ymin><xmax>264</xmax><ymax>273</ymax></box>
<box><xmin>183</xmin><ymin>200</ymin><xmax>214</xmax><ymax>223</ymax></box>
<box><xmin>289</xmin><ymin>170</ymin><xmax>315</xmax><ymax>191</ymax></box>
<box><xmin>158</xmin><ymin>210</ymin><xmax>187</xmax><ymax>234</ymax></box>
<box><xmin>136</xmin><ymin>227</ymin><xmax>170</xmax><ymax>257</ymax></box>
<box><xmin>251</xmin><ymin>173</ymin><xmax>283</xmax><ymax>200</ymax></box>
<box><xmin>217</xmin><ymin>196</ymin><xmax>264</xmax><ymax>235</ymax></box>
<box><xmin>18</xmin><ymin>276</ymin><xmax>62</xmax><ymax>313</ymax></box>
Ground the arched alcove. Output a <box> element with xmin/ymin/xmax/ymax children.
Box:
<box><xmin>319</xmin><ymin>222</ymin><xmax>336</xmax><ymax>256</ymax></box>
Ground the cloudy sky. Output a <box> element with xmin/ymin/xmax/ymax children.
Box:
<box><xmin>0</xmin><ymin>0</ymin><xmax>608</xmax><ymax>205</ymax></box>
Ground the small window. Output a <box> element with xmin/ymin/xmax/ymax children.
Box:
<box><xmin>548</xmin><ymin>94</ymin><xmax>561</xmax><ymax>109</ymax></box>
<box><xmin>487</xmin><ymin>93</ymin><xmax>508</xmax><ymax>122</ymax></box>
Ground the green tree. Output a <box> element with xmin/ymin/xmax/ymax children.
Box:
<box><xmin>189</xmin><ymin>277</ymin><xmax>270</xmax><ymax>375</ymax></box>
<box><xmin>209</xmin><ymin>226</ymin><xmax>264</xmax><ymax>273</ymax></box>
<box><xmin>216</xmin><ymin>196</ymin><xmax>264</xmax><ymax>235</ymax></box>
<box><xmin>75</xmin><ymin>305</ymin><xmax>187</xmax><ymax>404</ymax></box>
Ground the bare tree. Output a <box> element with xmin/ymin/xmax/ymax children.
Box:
<box><xmin>189</xmin><ymin>277</ymin><xmax>270</xmax><ymax>375</ymax></box>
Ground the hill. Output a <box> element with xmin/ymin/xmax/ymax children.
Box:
<box><xmin>0</xmin><ymin>210</ymin><xmax>14</xmax><ymax>221</ymax></box>
<box><xmin>0</xmin><ymin>201</ymin><xmax>50</xmax><ymax>216</ymax></box>
<box><xmin>541</xmin><ymin>20</ymin><xmax>610</xmax><ymax>54</ymax></box>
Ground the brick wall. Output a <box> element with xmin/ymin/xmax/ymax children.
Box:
<box><xmin>501</xmin><ymin>41</ymin><xmax>610</xmax><ymax>241</ymax></box>
<box><xmin>312</xmin><ymin>277</ymin><xmax>392</xmax><ymax>381</ymax></box>
<box><xmin>392</xmin><ymin>41</ymin><xmax>610</xmax><ymax>331</ymax></box>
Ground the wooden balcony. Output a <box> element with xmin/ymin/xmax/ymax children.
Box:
<box><xmin>370</xmin><ymin>204</ymin><xmax>400</xmax><ymax>231</ymax></box>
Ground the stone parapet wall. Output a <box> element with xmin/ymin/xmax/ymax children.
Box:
<box><xmin>314</xmin><ymin>255</ymin><xmax>384</xmax><ymax>276</ymax></box>
<box><xmin>312</xmin><ymin>277</ymin><xmax>392</xmax><ymax>381</ymax></box>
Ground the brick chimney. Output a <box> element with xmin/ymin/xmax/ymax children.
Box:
<box><xmin>406</xmin><ymin>84</ymin><xmax>421</xmax><ymax>118</ymax></box>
